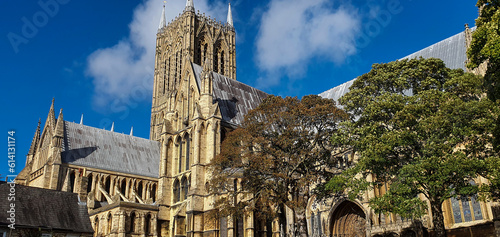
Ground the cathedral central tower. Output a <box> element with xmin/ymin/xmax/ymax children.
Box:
<box><xmin>150</xmin><ymin>1</ymin><xmax>236</xmax><ymax>140</ymax></box>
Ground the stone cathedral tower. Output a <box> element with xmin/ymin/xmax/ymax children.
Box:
<box><xmin>150</xmin><ymin>0</ymin><xmax>236</xmax><ymax>141</ymax></box>
<box><xmin>149</xmin><ymin>1</ymin><xmax>267</xmax><ymax>237</ymax></box>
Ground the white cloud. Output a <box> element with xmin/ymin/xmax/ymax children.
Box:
<box><xmin>86</xmin><ymin>0</ymin><xmax>227</xmax><ymax>109</ymax></box>
<box><xmin>255</xmin><ymin>0</ymin><xmax>361</xmax><ymax>87</ymax></box>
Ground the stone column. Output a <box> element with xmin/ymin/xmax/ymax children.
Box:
<box><xmin>245</xmin><ymin>211</ymin><xmax>254</xmax><ymax>237</ymax></box>
<box><xmin>108</xmin><ymin>176</ymin><xmax>114</xmax><ymax>196</ymax></box>
<box><xmin>193</xmin><ymin>126</ymin><xmax>200</xmax><ymax>165</ymax></box>
<box><xmin>140</xmin><ymin>213</ymin><xmax>146</xmax><ymax>237</ymax></box>
<box><xmin>227</xmin><ymin>216</ymin><xmax>235</xmax><ymax>237</ymax></box>
<box><xmin>153</xmin><ymin>214</ymin><xmax>159</xmax><ymax>237</ymax></box>
<box><xmin>118</xmin><ymin>210</ymin><xmax>126</xmax><ymax>237</ymax></box>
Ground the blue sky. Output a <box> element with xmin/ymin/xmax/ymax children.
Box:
<box><xmin>0</xmin><ymin>0</ymin><xmax>478</xmax><ymax>178</ymax></box>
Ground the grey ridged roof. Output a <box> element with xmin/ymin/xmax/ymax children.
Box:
<box><xmin>61</xmin><ymin>121</ymin><xmax>160</xmax><ymax>178</ymax></box>
<box><xmin>320</xmin><ymin>30</ymin><xmax>468</xmax><ymax>101</ymax></box>
<box><xmin>191</xmin><ymin>63</ymin><xmax>269</xmax><ymax>125</ymax></box>
<box><xmin>401</xmin><ymin>31</ymin><xmax>467</xmax><ymax>70</ymax></box>
<box><xmin>0</xmin><ymin>182</ymin><xmax>93</xmax><ymax>233</ymax></box>
<box><xmin>318</xmin><ymin>79</ymin><xmax>355</xmax><ymax>104</ymax></box>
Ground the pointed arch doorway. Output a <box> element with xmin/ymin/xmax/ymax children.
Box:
<box><xmin>329</xmin><ymin>200</ymin><xmax>367</xmax><ymax>237</ymax></box>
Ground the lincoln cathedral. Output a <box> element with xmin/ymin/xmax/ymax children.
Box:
<box><xmin>10</xmin><ymin>0</ymin><xmax>500</xmax><ymax>236</ymax></box>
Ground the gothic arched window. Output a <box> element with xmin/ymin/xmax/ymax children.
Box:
<box><xmin>130</xmin><ymin>212</ymin><xmax>136</xmax><ymax>233</ymax></box>
<box><xmin>202</xmin><ymin>44</ymin><xmax>208</xmax><ymax>65</ymax></box>
<box><xmin>69</xmin><ymin>171</ymin><xmax>76</xmax><ymax>193</ymax></box>
<box><xmin>214</xmin><ymin>50</ymin><xmax>219</xmax><ymax>73</ymax></box>
<box><xmin>145</xmin><ymin>213</ymin><xmax>152</xmax><ymax>235</ymax></box>
<box><xmin>185</xmin><ymin>133</ymin><xmax>190</xmax><ymax>171</ymax></box>
<box><xmin>181</xmin><ymin>176</ymin><xmax>188</xmax><ymax>201</ymax></box>
<box><xmin>178</xmin><ymin>136</ymin><xmax>183</xmax><ymax>173</ymax></box>
<box><xmin>107</xmin><ymin>213</ymin><xmax>113</xmax><ymax>234</ymax></box>
<box><xmin>220</xmin><ymin>50</ymin><xmax>225</xmax><ymax>75</ymax></box>
<box><xmin>450</xmin><ymin>181</ymin><xmax>483</xmax><ymax>224</ymax></box>
<box><xmin>163</xmin><ymin>58</ymin><xmax>167</xmax><ymax>94</ymax></box>
<box><xmin>196</xmin><ymin>44</ymin><xmax>202</xmax><ymax>65</ymax></box>
<box><xmin>173</xmin><ymin>179</ymin><xmax>181</xmax><ymax>203</ymax></box>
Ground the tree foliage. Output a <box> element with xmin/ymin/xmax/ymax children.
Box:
<box><xmin>468</xmin><ymin>0</ymin><xmax>500</xmax><ymax>101</ymax></box>
<box><xmin>327</xmin><ymin>58</ymin><xmax>499</xmax><ymax>237</ymax></box>
<box><xmin>468</xmin><ymin>0</ymin><xmax>500</xmax><ymax>201</ymax></box>
<box><xmin>208</xmin><ymin>95</ymin><xmax>348</xmax><ymax>235</ymax></box>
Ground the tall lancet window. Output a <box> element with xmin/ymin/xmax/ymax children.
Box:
<box><xmin>185</xmin><ymin>133</ymin><xmax>190</xmax><ymax>171</ymax></box>
<box><xmin>173</xmin><ymin>179</ymin><xmax>180</xmax><ymax>203</ymax></box>
<box><xmin>178</xmin><ymin>137</ymin><xmax>183</xmax><ymax>173</ymax></box>
<box><xmin>181</xmin><ymin>176</ymin><xmax>188</xmax><ymax>200</ymax></box>
<box><xmin>450</xmin><ymin>181</ymin><xmax>483</xmax><ymax>224</ymax></box>
<box><xmin>163</xmin><ymin>59</ymin><xmax>167</xmax><ymax>94</ymax></box>
<box><xmin>220</xmin><ymin>51</ymin><xmax>225</xmax><ymax>75</ymax></box>
<box><xmin>214</xmin><ymin>50</ymin><xmax>219</xmax><ymax>73</ymax></box>
<box><xmin>175</xmin><ymin>52</ymin><xmax>179</xmax><ymax>85</ymax></box>
<box><xmin>202</xmin><ymin>44</ymin><xmax>207</xmax><ymax>65</ymax></box>
<box><xmin>168</xmin><ymin>57</ymin><xmax>171</xmax><ymax>91</ymax></box>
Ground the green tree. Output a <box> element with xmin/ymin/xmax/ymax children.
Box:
<box><xmin>208</xmin><ymin>95</ymin><xmax>348</xmax><ymax>237</ymax></box>
<box><xmin>468</xmin><ymin>0</ymin><xmax>500</xmax><ymax>101</ymax></box>
<box><xmin>326</xmin><ymin>58</ymin><xmax>498</xmax><ymax>237</ymax></box>
<box><xmin>468</xmin><ymin>1</ymin><xmax>500</xmax><ymax>200</ymax></box>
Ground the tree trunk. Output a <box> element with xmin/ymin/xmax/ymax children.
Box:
<box><xmin>430</xmin><ymin>200</ymin><xmax>447</xmax><ymax>237</ymax></box>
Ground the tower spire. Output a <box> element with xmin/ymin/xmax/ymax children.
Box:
<box><xmin>185</xmin><ymin>0</ymin><xmax>194</xmax><ymax>12</ymax></box>
<box><xmin>158</xmin><ymin>1</ymin><xmax>166</xmax><ymax>33</ymax></box>
<box><xmin>227</xmin><ymin>2</ymin><xmax>233</xmax><ymax>27</ymax></box>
